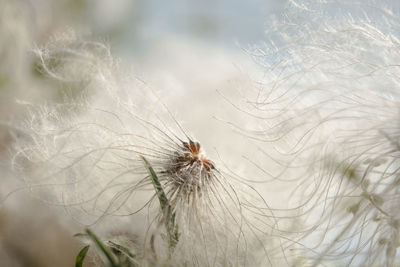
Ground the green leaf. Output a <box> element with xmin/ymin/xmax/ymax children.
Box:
<box><xmin>75</xmin><ymin>245</ymin><xmax>90</xmax><ymax>267</ymax></box>
<box><xmin>141</xmin><ymin>156</ymin><xmax>170</xmax><ymax>213</ymax></box>
<box><xmin>86</xmin><ymin>229</ymin><xmax>118</xmax><ymax>267</ymax></box>
<box><xmin>107</xmin><ymin>241</ymin><xmax>136</xmax><ymax>259</ymax></box>
<box><xmin>141</xmin><ymin>156</ymin><xmax>180</xmax><ymax>258</ymax></box>
<box><xmin>74</xmin><ymin>233</ymin><xmax>89</xmax><ymax>238</ymax></box>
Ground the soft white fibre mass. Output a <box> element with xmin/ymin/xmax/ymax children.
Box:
<box><xmin>4</xmin><ymin>0</ymin><xmax>400</xmax><ymax>266</ymax></box>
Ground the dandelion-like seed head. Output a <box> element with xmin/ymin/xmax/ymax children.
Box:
<box><xmin>9</xmin><ymin>31</ymin><xmax>286</xmax><ymax>266</ymax></box>
<box><xmin>170</xmin><ymin>140</ymin><xmax>214</xmax><ymax>183</ymax></box>
<box><xmin>159</xmin><ymin>139</ymin><xmax>216</xmax><ymax>202</ymax></box>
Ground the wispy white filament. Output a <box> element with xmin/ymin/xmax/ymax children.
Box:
<box><xmin>11</xmin><ymin>33</ymin><xmax>290</xmax><ymax>266</ymax></box>
<box><xmin>7</xmin><ymin>0</ymin><xmax>400</xmax><ymax>266</ymax></box>
<box><xmin>232</xmin><ymin>0</ymin><xmax>400</xmax><ymax>266</ymax></box>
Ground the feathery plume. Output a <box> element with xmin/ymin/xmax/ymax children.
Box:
<box><xmin>232</xmin><ymin>0</ymin><xmax>400</xmax><ymax>265</ymax></box>
<box><xmin>12</xmin><ymin>33</ymin><xmax>288</xmax><ymax>266</ymax></box>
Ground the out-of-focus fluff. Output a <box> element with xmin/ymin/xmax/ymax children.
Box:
<box><xmin>11</xmin><ymin>33</ymin><xmax>288</xmax><ymax>266</ymax></box>
<box><xmin>232</xmin><ymin>0</ymin><xmax>400</xmax><ymax>266</ymax></box>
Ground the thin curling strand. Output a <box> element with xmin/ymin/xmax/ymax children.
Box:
<box><xmin>227</xmin><ymin>0</ymin><xmax>400</xmax><ymax>266</ymax></box>
<box><xmin>12</xmin><ymin>34</ymin><xmax>289</xmax><ymax>266</ymax></box>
